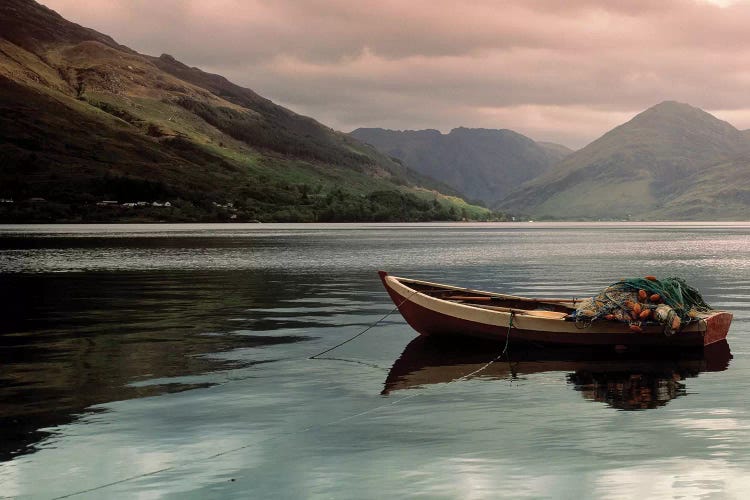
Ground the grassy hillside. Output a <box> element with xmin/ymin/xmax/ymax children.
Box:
<box><xmin>497</xmin><ymin>101</ymin><xmax>750</xmax><ymax>220</ymax></box>
<box><xmin>0</xmin><ymin>0</ymin><xmax>495</xmax><ymax>222</ymax></box>
<box><xmin>650</xmin><ymin>155</ymin><xmax>750</xmax><ymax>220</ymax></box>
<box><xmin>350</xmin><ymin>127</ymin><xmax>568</xmax><ymax>206</ymax></box>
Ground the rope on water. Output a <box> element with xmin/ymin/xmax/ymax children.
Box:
<box><xmin>309</xmin><ymin>289</ymin><xmax>419</xmax><ymax>359</ymax></box>
<box><xmin>49</xmin><ymin>292</ymin><xmax>516</xmax><ymax>499</ymax></box>
<box><xmin>308</xmin><ymin>356</ymin><xmax>388</xmax><ymax>371</ymax></box>
<box><xmin>50</xmin><ymin>327</ymin><xmax>513</xmax><ymax>500</ymax></box>
<box><xmin>453</xmin><ymin>310</ymin><xmax>516</xmax><ymax>381</ymax></box>
<box><xmin>504</xmin><ymin>310</ymin><xmax>515</xmax><ymax>357</ymax></box>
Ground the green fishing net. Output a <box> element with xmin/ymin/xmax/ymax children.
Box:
<box><xmin>574</xmin><ymin>277</ymin><xmax>712</xmax><ymax>334</ymax></box>
<box><xmin>615</xmin><ymin>277</ymin><xmax>711</xmax><ymax>321</ymax></box>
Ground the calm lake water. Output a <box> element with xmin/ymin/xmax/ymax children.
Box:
<box><xmin>1</xmin><ymin>222</ymin><xmax>749</xmax><ymax>499</ymax></box>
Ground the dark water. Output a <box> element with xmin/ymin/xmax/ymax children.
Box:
<box><xmin>1</xmin><ymin>223</ymin><xmax>749</xmax><ymax>499</ymax></box>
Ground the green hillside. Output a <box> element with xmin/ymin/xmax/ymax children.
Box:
<box><xmin>497</xmin><ymin>101</ymin><xmax>750</xmax><ymax>220</ymax></box>
<box><xmin>650</xmin><ymin>155</ymin><xmax>750</xmax><ymax>220</ymax></box>
<box><xmin>350</xmin><ymin>127</ymin><xmax>570</xmax><ymax>206</ymax></box>
<box><xmin>0</xmin><ymin>0</ymin><xmax>494</xmax><ymax>222</ymax></box>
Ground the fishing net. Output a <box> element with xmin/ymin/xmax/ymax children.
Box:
<box><xmin>574</xmin><ymin>277</ymin><xmax>712</xmax><ymax>335</ymax></box>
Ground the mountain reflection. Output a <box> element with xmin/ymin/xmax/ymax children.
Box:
<box><xmin>383</xmin><ymin>336</ymin><xmax>732</xmax><ymax>410</ymax></box>
<box><xmin>0</xmin><ymin>269</ymin><xmax>320</xmax><ymax>463</ymax></box>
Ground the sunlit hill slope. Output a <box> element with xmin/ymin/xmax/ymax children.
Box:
<box><xmin>0</xmin><ymin>0</ymin><xmax>493</xmax><ymax>222</ymax></box>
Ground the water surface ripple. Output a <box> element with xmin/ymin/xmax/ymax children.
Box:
<box><xmin>1</xmin><ymin>223</ymin><xmax>749</xmax><ymax>499</ymax></box>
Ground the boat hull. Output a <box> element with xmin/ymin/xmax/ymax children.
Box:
<box><xmin>378</xmin><ymin>271</ymin><xmax>732</xmax><ymax>348</ymax></box>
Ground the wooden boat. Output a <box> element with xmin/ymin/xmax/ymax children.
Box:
<box><xmin>378</xmin><ymin>271</ymin><xmax>732</xmax><ymax>348</ymax></box>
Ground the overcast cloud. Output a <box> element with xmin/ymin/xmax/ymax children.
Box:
<box><xmin>44</xmin><ymin>0</ymin><xmax>750</xmax><ymax>148</ymax></box>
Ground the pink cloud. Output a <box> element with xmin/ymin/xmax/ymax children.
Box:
<box><xmin>41</xmin><ymin>0</ymin><xmax>750</xmax><ymax>147</ymax></box>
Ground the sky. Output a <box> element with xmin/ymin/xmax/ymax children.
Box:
<box><xmin>43</xmin><ymin>0</ymin><xmax>750</xmax><ymax>149</ymax></box>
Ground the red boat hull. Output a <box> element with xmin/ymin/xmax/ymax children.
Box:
<box><xmin>378</xmin><ymin>271</ymin><xmax>732</xmax><ymax>348</ymax></box>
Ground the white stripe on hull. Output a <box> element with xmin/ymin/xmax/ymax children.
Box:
<box><xmin>385</xmin><ymin>275</ymin><xmax>707</xmax><ymax>336</ymax></box>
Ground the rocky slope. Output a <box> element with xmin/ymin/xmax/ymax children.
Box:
<box><xmin>350</xmin><ymin>127</ymin><xmax>571</xmax><ymax>205</ymax></box>
<box><xmin>0</xmin><ymin>0</ymin><xmax>489</xmax><ymax>222</ymax></box>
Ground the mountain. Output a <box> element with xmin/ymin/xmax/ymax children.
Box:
<box><xmin>497</xmin><ymin>101</ymin><xmax>750</xmax><ymax>220</ymax></box>
<box><xmin>350</xmin><ymin>127</ymin><xmax>570</xmax><ymax>205</ymax></box>
<box><xmin>0</xmin><ymin>0</ymin><xmax>491</xmax><ymax>222</ymax></box>
<box><xmin>537</xmin><ymin>142</ymin><xmax>574</xmax><ymax>163</ymax></box>
<box><xmin>652</xmin><ymin>155</ymin><xmax>750</xmax><ymax>219</ymax></box>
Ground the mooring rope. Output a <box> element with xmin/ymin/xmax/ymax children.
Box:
<box><xmin>452</xmin><ymin>310</ymin><xmax>515</xmax><ymax>381</ymax></box>
<box><xmin>49</xmin><ymin>344</ymin><xmax>511</xmax><ymax>500</ymax></box>
<box><xmin>48</xmin><ymin>292</ymin><xmax>516</xmax><ymax>500</ymax></box>
<box><xmin>309</xmin><ymin>289</ymin><xmax>420</xmax><ymax>359</ymax></box>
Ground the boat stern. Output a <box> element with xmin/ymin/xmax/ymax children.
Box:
<box><xmin>703</xmin><ymin>311</ymin><xmax>733</xmax><ymax>346</ymax></box>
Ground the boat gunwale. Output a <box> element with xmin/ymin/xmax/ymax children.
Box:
<box><xmin>390</xmin><ymin>275</ymin><xmax>581</xmax><ymax>308</ymax></box>
<box><xmin>384</xmin><ymin>273</ymin><xmax>708</xmax><ymax>335</ymax></box>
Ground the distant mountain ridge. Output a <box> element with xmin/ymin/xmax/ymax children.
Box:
<box><xmin>537</xmin><ymin>142</ymin><xmax>574</xmax><ymax>161</ymax></box>
<box><xmin>350</xmin><ymin>127</ymin><xmax>572</xmax><ymax>205</ymax></box>
<box><xmin>497</xmin><ymin>101</ymin><xmax>750</xmax><ymax>220</ymax></box>
<box><xmin>0</xmin><ymin>0</ymin><xmax>490</xmax><ymax>222</ymax></box>
<box><xmin>3</xmin><ymin>1</ymin><xmax>749</xmax><ymax>222</ymax></box>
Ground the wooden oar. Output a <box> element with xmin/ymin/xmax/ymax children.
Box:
<box><xmin>471</xmin><ymin>304</ymin><xmax>570</xmax><ymax>319</ymax></box>
<box><xmin>449</xmin><ymin>295</ymin><xmax>580</xmax><ymax>304</ymax></box>
<box><xmin>536</xmin><ymin>298</ymin><xmax>582</xmax><ymax>303</ymax></box>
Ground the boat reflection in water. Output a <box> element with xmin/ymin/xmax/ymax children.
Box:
<box><xmin>383</xmin><ymin>335</ymin><xmax>732</xmax><ymax>410</ymax></box>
